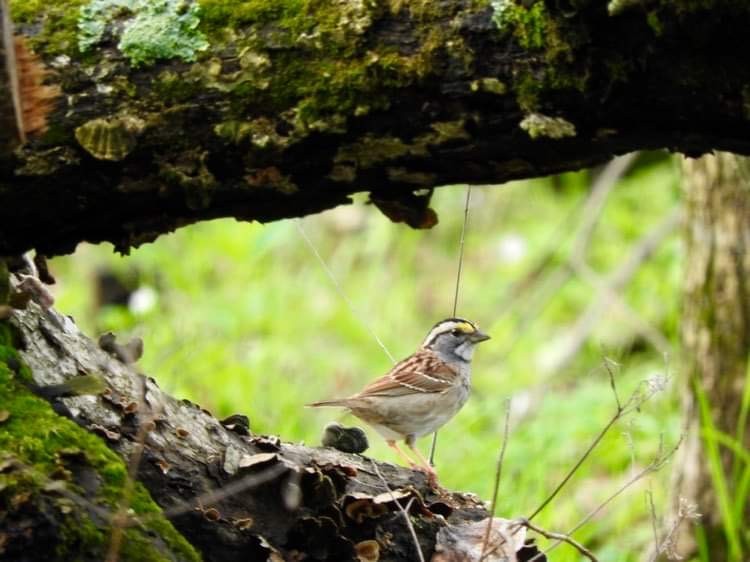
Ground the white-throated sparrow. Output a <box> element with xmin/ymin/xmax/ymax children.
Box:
<box><xmin>308</xmin><ymin>318</ymin><xmax>490</xmax><ymax>482</ymax></box>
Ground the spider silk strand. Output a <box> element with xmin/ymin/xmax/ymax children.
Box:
<box><xmin>295</xmin><ymin>219</ymin><xmax>395</xmax><ymax>363</ymax></box>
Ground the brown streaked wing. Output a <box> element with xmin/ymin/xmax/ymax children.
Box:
<box><xmin>354</xmin><ymin>350</ymin><xmax>459</xmax><ymax>398</ymax></box>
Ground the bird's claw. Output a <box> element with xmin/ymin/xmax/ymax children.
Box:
<box><xmin>414</xmin><ymin>465</ymin><xmax>439</xmax><ymax>488</ymax></box>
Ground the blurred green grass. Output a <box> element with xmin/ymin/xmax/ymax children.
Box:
<box><xmin>51</xmin><ymin>152</ymin><xmax>685</xmax><ymax>561</ymax></box>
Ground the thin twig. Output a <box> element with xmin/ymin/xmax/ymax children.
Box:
<box><xmin>452</xmin><ymin>185</ymin><xmax>472</xmax><ymax>317</ymax></box>
<box><xmin>646</xmin><ymin>497</ymin><xmax>701</xmax><ymax>562</ymax></box>
<box><xmin>428</xmin><ymin>431</ymin><xmax>439</xmax><ymax>467</ymax></box>
<box><xmin>602</xmin><ymin>356</ymin><xmax>621</xmax><ymax>410</ymax></box>
<box><xmin>527</xmin><ymin>411</ymin><xmax>620</xmax><ymax>522</ymax></box>
<box><xmin>622</xmin><ymin>426</ymin><xmax>637</xmax><ymax>477</ymax></box>
<box><xmin>496</xmin><ymin>525</ymin><xmax>520</xmax><ymax>562</ymax></box>
<box><xmin>480</xmin><ymin>399</ymin><xmax>512</xmax><ymax>561</ymax></box>
<box><xmin>430</xmin><ymin>185</ymin><xmax>474</xmax><ymax>466</ymax></box>
<box><xmin>296</xmin><ymin>219</ymin><xmax>395</xmax><ymax>363</ymax></box>
<box><xmin>106</xmin><ymin>376</ymin><xmax>159</xmax><ymax>562</ymax></box>
<box><xmin>517</xmin><ymin>518</ymin><xmax>599</xmax><ymax>562</ymax></box>
<box><xmin>526</xmin><ymin>436</ymin><xmax>683</xmax><ymax>562</ymax></box>
<box><xmin>646</xmin><ymin>489</ymin><xmax>660</xmax><ymax>561</ymax></box>
<box><xmin>527</xmin><ymin>368</ymin><xmax>669</xmax><ymax>521</ymax></box>
<box><xmin>564</xmin><ymin>438</ymin><xmax>681</xmax><ymax>539</ymax></box>
<box><xmin>371</xmin><ymin>460</ymin><xmax>425</xmax><ymax>562</ymax></box>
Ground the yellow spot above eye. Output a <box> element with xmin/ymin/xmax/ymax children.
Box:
<box><xmin>456</xmin><ymin>322</ymin><xmax>474</xmax><ymax>333</ymax></box>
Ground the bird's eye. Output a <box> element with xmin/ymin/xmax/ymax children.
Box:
<box><xmin>451</xmin><ymin>329</ymin><xmax>461</xmax><ymax>336</ymax></box>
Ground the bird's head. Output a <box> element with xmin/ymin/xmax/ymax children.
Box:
<box><xmin>421</xmin><ymin>318</ymin><xmax>490</xmax><ymax>362</ymax></box>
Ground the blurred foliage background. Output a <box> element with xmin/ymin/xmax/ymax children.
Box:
<box><xmin>51</xmin><ymin>151</ymin><xmax>685</xmax><ymax>561</ymax></box>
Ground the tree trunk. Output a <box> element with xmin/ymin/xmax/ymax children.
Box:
<box><xmin>672</xmin><ymin>153</ymin><xmax>750</xmax><ymax>560</ymax></box>
<box><xmin>1</xmin><ymin>1</ymin><xmax>750</xmax><ymax>255</ymax></box>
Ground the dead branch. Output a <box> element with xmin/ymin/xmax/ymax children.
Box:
<box><xmin>527</xmin><ymin>365</ymin><xmax>670</xmax><ymax>521</ymax></box>
<box><xmin>516</xmin><ymin>519</ymin><xmax>598</xmax><ymax>562</ymax></box>
<box><xmin>529</xmin><ymin>436</ymin><xmax>684</xmax><ymax>562</ymax></box>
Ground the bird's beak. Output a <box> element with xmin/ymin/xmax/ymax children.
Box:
<box><xmin>470</xmin><ymin>330</ymin><xmax>491</xmax><ymax>343</ymax></box>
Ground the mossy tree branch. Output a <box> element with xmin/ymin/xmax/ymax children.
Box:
<box><xmin>1</xmin><ymin>0</ymin><xmax>750</xmax><ymax>256</ymax></box>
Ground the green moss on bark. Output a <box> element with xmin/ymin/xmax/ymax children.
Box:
<box><xmin>0</xmin><ymin>321</ymin><xmax>201</xmax><ymax>562</ymax></box>
<box><xmin>9</xmin><ymin>0</ymin><xmax>87</xmax><ymax>56</ymax></box>
<box><xmin>195</xmin><ymin>0</ymin><xmax>433</xmax><ymax>125</ymax></box>
<box><xmin>488</xmin><ymin>0</ymin><xmax>586</xmax><ymax>111</ymax></box>
<box><xmin>10</xmin><ymin>0</ymin><xmax>487</xmax><ymax>149</ymax></box>
<box><xmin>166</xmin><ymin>0</ymin><xmax>487</xmax><ymax>138</ymax></box>
<box><xmin>491</xmin><ymin>0</ymin><xmax>548</xmax><ymax>50</ymax></box>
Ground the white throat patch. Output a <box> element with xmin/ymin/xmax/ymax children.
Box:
<box><xmin>454</xmin><ymin>341</ymin><xmax>475</xmax><ymax>362</ymax></box>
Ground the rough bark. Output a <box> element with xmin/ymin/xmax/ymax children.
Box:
<box><xmin>1</xmin><ymin>1</ymin><xmax>750</xmax><ymax>256</ymax></box>
<box><xmin>671</xmin><ymin>153</ymin><xmax>750</xmax><ymax>560</ymax></box>
<box><xmin>4</xmin><ymin>302</ymin><xmax>515</xmax><ymax>562</ymax></box>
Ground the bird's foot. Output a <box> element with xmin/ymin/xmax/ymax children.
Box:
<box><xmin>414</xmin><ymin>464</ymin><xmax>439</xmax><ymax>488</ymax></box>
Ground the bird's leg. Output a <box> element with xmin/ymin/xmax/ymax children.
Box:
<box><xmin>386</xmin><ymin>440</ymin><xmax>418</xmax><ymax>468</ymax></box>
<box><xmin>405</xmin><ymin>436</ymin><xmax>438</xmax><ymax>486</ymax></box>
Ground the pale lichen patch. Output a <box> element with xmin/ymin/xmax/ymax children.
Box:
<box><xmin>519</xmin><ymin>112</ymin><xmax>576</xmax><ymax>139</ymax></box>
<box><xmin>78</xmin><ymin>0</ymin><xmax>209</xmax><ymax>67</ymax></box>
<box><xmin>471</xmin><ymin>77</ymin><xmax>507</xmax><ymax>95</ymax></box>
<box><xmin>332</xmin><ymin>0</ymin><xmax>375</xmax><ymax>38</ymax></box>
<box><xmin>607</xmin><ymin>0</ymin><xmax>642</xmax><ymax>16</ymax></box>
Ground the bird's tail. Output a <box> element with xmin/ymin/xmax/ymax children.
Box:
<box><xmin>306</xmin><ymin>398</ymin><xmax>351</xmax><ymax>408</ymax></box>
